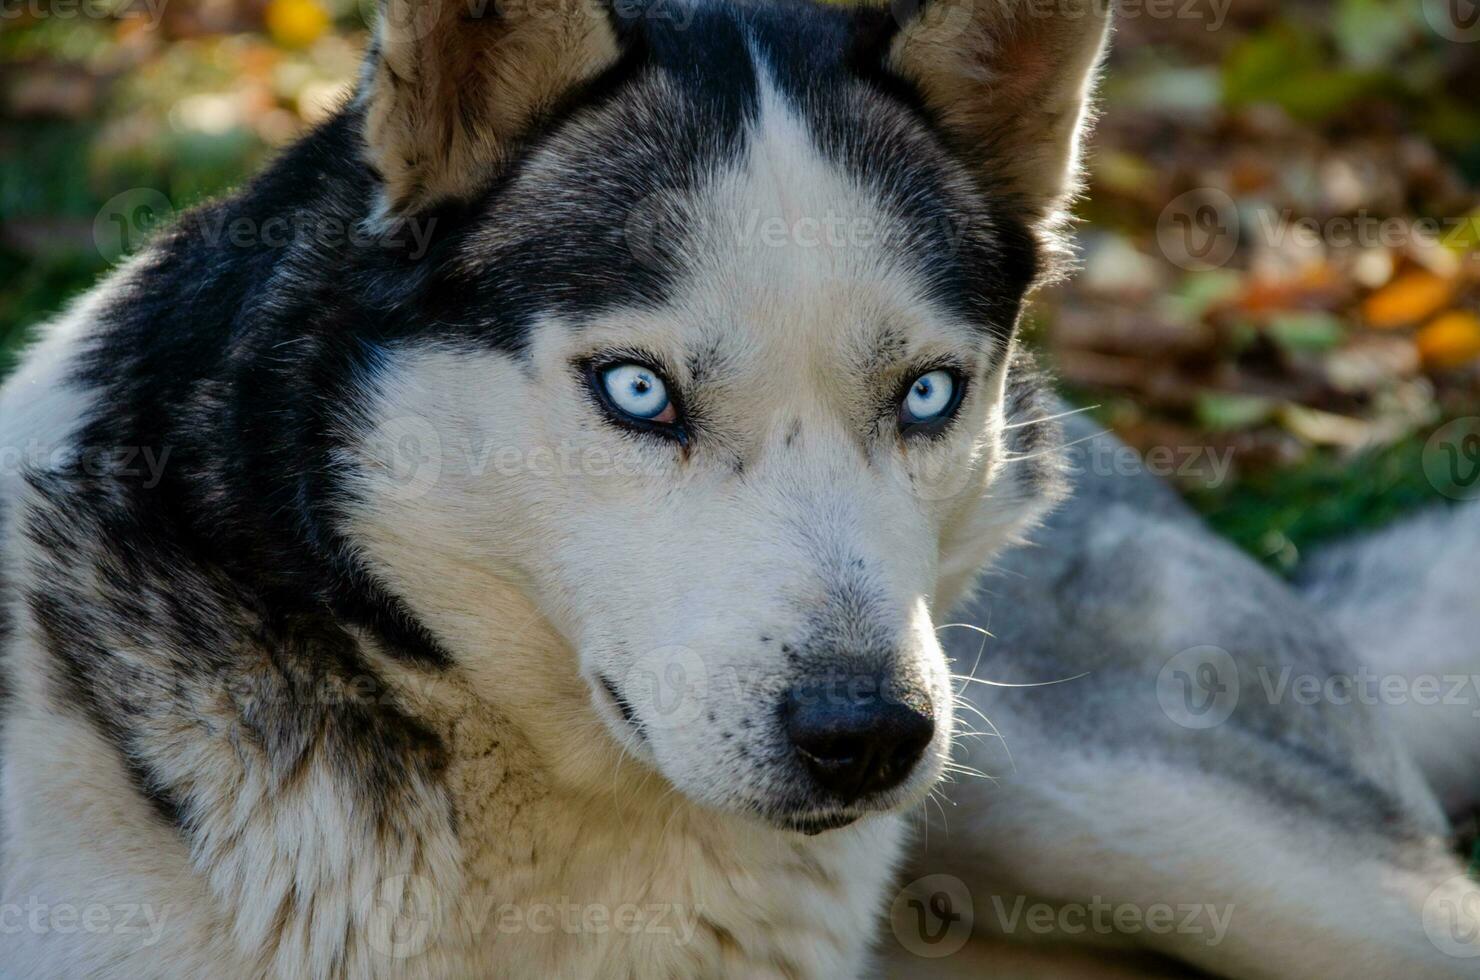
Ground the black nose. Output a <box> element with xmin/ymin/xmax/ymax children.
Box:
<box><xmin>784</xmin><ymin>678</ymin><xmax>935</xmax><ymax>804</ymax></box>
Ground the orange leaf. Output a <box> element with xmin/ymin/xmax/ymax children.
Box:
<box><xmin>1416</xmin><ymin>311</ymin><xmax>1480</xmax><ymax>369</ymax></box>
<box><xmin>1361</xmin><ymin>270</ymin><xmax>1455</xmax><ymax>329</ymax></box>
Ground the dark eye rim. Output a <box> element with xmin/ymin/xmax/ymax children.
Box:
<box><xmin>896</xmin><ymin>367</ymin><xmax>969</xmax><ymax>440</ymax></box>
<box><xmin>578</xmin><ymin>352</ymin><xmax>690</xmax><ymax>446</ymax></box>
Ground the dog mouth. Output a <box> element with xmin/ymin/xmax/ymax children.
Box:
<box><xmin>597</xmin><ymin>673</ymin><xmax>646</xmax><ymax>742</ymax></box>
<box><xmin>593</xmin><ymin>671</ymin><xmax>931</xmax><ymax>836</ymax></box>
<box><xmin>777</xmin><ymin>811</ymin><xmax>861</xmax><ymax>836</ymax></box>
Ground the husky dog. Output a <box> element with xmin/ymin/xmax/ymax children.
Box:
<box><xmin>0</xmin><ymin>0</ymin><xmax>1111</xmax><ymax>976</ymax></box>
<box><xmin>881</xmin><ymin>416</ymin><xmax>1480</xmax><ymax>978</ymax></box>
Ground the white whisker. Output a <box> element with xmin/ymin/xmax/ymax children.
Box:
<box><xmin>952</xmin><ymin>671</ymin><xmax>1090</xmax><ymax>689</ymax></box>
<box><xmin>1002</xmin><ymin>403</ymin><xmax>1099</xmax><ymax>431</ymax></box>
<box><xmin>1002</xmin><ymin>429</ymin><xmax>1104</xmax><ymax>465</ymax></box>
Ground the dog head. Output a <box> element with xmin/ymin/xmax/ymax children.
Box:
<box><xmin>342</xmin><ymin>0</ymin><xmax>1106</xmax><ymax>833</ymax></box>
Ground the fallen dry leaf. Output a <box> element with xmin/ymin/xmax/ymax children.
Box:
<box><xmin>1362</xmin><ymin>269</ymin><xmax>1456</xmax><ymax>328</ymax></box>
<box><xmin>1416</xmin><ymin>311</ymin><xmax>1480</xmax><ymax>369</ymax></box>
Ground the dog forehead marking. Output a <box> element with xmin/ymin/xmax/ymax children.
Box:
<box><xmin>632</xmin><ymin>59</ymin><xmax>986</xmax><ymax>395</ymax></box>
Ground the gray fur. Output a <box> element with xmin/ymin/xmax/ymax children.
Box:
<box><xmin>963</xmin><ymin>411</ymin><xmax>1442</xmax><ymax>834</ymax></box>
<box><xmin>886</xmin><ymin>409</ymin><xmax>1478</xmax><ymax>977</ymax></box>
<box><xmin>1299</xmin><ymin>501</ymin><xmax>1480</xmax><ymax>816</ymax></box>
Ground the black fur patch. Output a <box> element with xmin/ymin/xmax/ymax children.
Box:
<box><xmin>21</xmin><ymin>464</ymin><xmax>449</xmax><ymax>834</ymax></box>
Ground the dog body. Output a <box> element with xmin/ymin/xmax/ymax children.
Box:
<box><xmin>0</xmin><ymin>2</ymin><xmax>1110</xmax><ymax>976</ymax></box>
<box><xmin>3</xmin><ymin>3</ymin><xmax>1477</xmax><ymax>978</ymax></box>
<box><xmin>882</xmin><ymin>416</ymin><xmax>1480</xmax><ymax>978</ymax></box>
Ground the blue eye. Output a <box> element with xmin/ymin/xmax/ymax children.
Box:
<box><xmin>599</xmin><ymin>363</ymin><xmax>674</xmax><ymax>423</ymax></box>
<box><xmin>902</xmin><ymin>370</ymin><xmax>957</xmax><ymax>425</ymax></box>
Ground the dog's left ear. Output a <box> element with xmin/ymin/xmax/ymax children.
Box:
<box><xmin>360</xmin><ymin>0</ymin><xmax>624</xmax><ymax>222</ymax></box>
<box><xmin>878</xmin><ymin>0</ymin><xmax>1111</xmax><ymax>236</ymax></box>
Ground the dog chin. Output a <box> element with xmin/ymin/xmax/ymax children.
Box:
<box><xmin>775</xmin><ymin>811</ymin><xmax>863</xmax><ymax>836</ymax></box>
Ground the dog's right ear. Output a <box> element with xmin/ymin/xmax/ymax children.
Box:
<box><xmin>360</xmin><ymin>0</ymin><xmax>625</xmax><ymax>223</ymax></box>
<box><xmin>874</xmin><ymin>0</ymin><xmax>1111</xmax><ymax>245</ymax></box>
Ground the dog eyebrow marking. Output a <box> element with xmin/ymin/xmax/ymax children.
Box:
<box><xmin>864</xmin><ymin>325</ymin><xmax>911</xmax><ymax>371</ymax></box>
<box><xmin>685</xmin><ymin>326</ymin><xmax>745</xmax><ymax>391</ymax></box>
<box><xmin>784</xmin><ymin>419</ymin><xmax>801</xmax><ymax>448</ymax></box>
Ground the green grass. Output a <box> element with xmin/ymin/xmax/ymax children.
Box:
<box><xmin>0</xmin><ymin>120</ymin><xmax>113</xmax><ymax>372</ymax></box>
<box><xmin>1186</xmin><ymin>431</ymin><xmax>1459</xmax><ymax>571</ymax></box>
<box><xmin>1055</xmin><ymin>381</ymin><xmax>1470</xmax><ymax>572</ymax></box>
<box><xmin>0</xmin><ymin>109</ymin><xmax>264</xmax><ymax>375</ymax></box>
<box><xmin>0</xmin><ymin>246</ymin><xmax>107</xmax><ymax>376</ymax></box>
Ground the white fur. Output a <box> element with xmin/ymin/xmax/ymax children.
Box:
<box><xmin>0</xmin><ymin>258</ymin><xmax>130</xmax><ymax>504</ymax></box>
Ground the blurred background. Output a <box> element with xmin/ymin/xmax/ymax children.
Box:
<box><xmin>1</xmin><ymin>0</ymin><xmax>1477</xmax><ymax>566</ymax></box>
